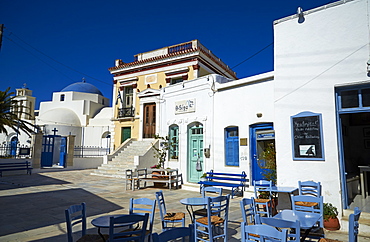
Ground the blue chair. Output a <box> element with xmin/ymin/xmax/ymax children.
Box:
<box><xmin>298</xmin><ymin>180</ymin><xmax>321</xmax><ymax>197</ymax></box>
<box><xmin>109</xmin><ymin>213</ymin><xmax>149</xmax><ymax>242</ymax></box>
<box><xmin>65</xmin><ymin>202</ymin><xmax>106</xmax><ymax>242</ymax></box>
<box><xmin>193</xmin><ymin>186</ymin><xmax>223</xmax><ymax>217</ymax></box>
<box><xmin>255</xmin><ymin>214</ymin><xmax>300</xmax><ymax>241</ymax></box>
<box><xmin>152</xmin><ymin>224</ymin><xmax>194</xmax><ymax>242</ymax></box>
<box><xmin>194</xmin><ymin>194</ymin><xmax>230</xmax><ymax>241</ymax></box>
<box><xmin>128</xmin><ymin>197</ymin><xmax>156</xmax><ymax>241</ymax></box>
<box><xmin>241</xmin><ymin>223</ymin><xmax>288</xmax><ymax>241</ymax></box>
<box><xmin>155</xmin><ymin>190</ymin><xmax>185</xmax><ymax>231</ymax></box>
<box><xmin>253</xmin><ymin>180</ymin><xmax>273</xmax><ymax>217</ymax></box>
<box><xmin>349</xmin><ymin>207</ymin><xmax>361</xmax><ymax>242</ymax></box>
<box><xmin>240</xmin><ymin>197</ymin><xmax>256</xmax><ymax>225</ymax></box>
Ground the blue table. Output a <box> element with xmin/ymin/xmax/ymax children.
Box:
<box><xmin>91</xmin><ymin>214</ymin><xmax>133</xmax><ymax>240</ymax></box>
<box><xmin>274</xmin><ymin>210</ymin><xmax>322</xmax><ymax>242</ymax></box>
<box><xmin>269</xmin><ymin>186</ymin><xmax>298</xmax><ymax>211</ymax></box>
<box><xmin>180</xmin><ymin>197</ymin><xmax>208</xmax><ymax>222</ymax></box>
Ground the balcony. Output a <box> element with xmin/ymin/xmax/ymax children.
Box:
<box><xmin>118</xmin><ymin>107</ymin><xmax>134</xmax><ymax>118</ymax></box>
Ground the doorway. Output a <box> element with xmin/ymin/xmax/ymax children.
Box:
<box><xmin>143</xmin><ymin>103</ymin><xmax>156</xmax><ymax>138</ymax></box>
<box><xmin>188</xmin><ymin>122</ymin><xmax>204</xmax><ymax>183</ymax></box>
<box><xmin>121</xmin><ymin>127</ymin><xmax>131</xmax><ymax>144</ymax></box>
<box><xmin>250</xmin><ymin>123</ymin><xmax>275</xmax><ymax>182</ymax></box>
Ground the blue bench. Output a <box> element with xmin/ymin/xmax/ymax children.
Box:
<box><xmin>198</xmin><ymin>170</ymin><xmax>248</xmax><ymax>198</ymax></box>
<box><xmin>0</xmin><ymin>161</ymin><xmax>33</xmax><ymax>177</ymax></box>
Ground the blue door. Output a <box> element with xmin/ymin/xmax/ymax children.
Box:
<box><xmin>41</xmin><ymin>136</ymin><xmax>54</xmax><ymax>167</ymax></box>
<box><xmin>10</xmin><ymin>137</ymin><xmax>18</xmax><ymax>156</ymax></box>
<box><xmin>225</xmin><ymin>127</ymin><xmax>239</xmax><ymax>166</ymax></box>
<box><xmin>250</xmin><ymin>123</ymin><xmax>274</xmax><ymax>182</ymax></box>
<box><xmin>59</xmin><ymin>137</ymin><xmax>67</xmax><ymax>167</ymax></box>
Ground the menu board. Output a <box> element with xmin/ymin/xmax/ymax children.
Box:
<box><xmin>291</xmin><ymin>112</ymin><xmax>324</xmax><ymax>160</ymax></box>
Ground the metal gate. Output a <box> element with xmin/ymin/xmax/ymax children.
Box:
<box><xmin>41</xmin><ymin>135</ymin><xmax>67</xmax><ymax>167</ymax></box>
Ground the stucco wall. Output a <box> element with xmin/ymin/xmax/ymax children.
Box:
<box><xmin>274</xmin><ymin>0</ymin><xmax>369</xmax><ymax>211</ymax></box>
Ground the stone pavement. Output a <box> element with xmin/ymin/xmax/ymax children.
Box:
<box><xmin>0</xmin><ymin>168</ymin><xmax>368</xmax><ymax>241</ymax></box>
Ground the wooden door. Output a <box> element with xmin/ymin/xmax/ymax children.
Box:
<box><xmin>143</xmin><ymin>103</ymin><xmax>156</xmax><ymax>138</ymax></box>
<box><xmin>188</xmin><ymin>123</ymin><xmax>204</xmax><ymax>183</ymax></box>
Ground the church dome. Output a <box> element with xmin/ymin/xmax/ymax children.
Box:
<box><xmin>61</xmin><ymin>82</ymin><xmax>103</xmax><ymax>96</ymax></box>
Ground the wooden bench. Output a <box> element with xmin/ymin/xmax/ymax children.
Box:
<box><xmin>139</xmin><ymin>168</ymin><xmax>183</xmax><ymax>190</ymax></box>
<box><xmin>198</xmin><ymin>170</ymin><xmax>247</xmax><ymax>198</ymax></box>
<box><xmin>125</xmin><ymin>168</ymin><xmax>148</xmax><ymax>190</ymax></box>
<box><xmin>0</xmin><ymin>161</ymin><xmax>33</xmax><ymax>177</ymax></box>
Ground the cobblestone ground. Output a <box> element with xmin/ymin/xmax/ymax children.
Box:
<box><xmin>0</xmin><ymin>168</ymin><xmax>368</xmax><ymax>241</ymax></box>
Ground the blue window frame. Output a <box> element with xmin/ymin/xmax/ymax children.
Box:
<box><xmin>169</xmin><ymin>125</ymin><xmax>179</xmax><ymax>160</ymax></box>
<box><xmin>225</xmin><ymin>126</ymin><xmax>239</xmax><ymax>166</ymax></box>
<box><xmin>337</xmin><ymin>84</ymin><xmax>370</xmax><ymax>113</ymax></box>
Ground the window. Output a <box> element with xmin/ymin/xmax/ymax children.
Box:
<box><xmin>337</xmin><ymin>85</ymin><xmax>370</xmax><ymax>111</ymax></box>
<box><xmin>60</xmin><ymin>94</ymin><xmax>65</xmax><ymax>101</ymax></box>
<box><xmin>169</xmin><ymin>125</ymin><xmax>179</xmax><ymax>160</ymax></box>
<box><xmin>124</xmin><ymin>87</ymin><xmax>133</xmax><ymax>108</ymax></box>
<box><xmin>225</xmin><ymin>127</ymin><xmax>239</xmax><ymax>166</ymax></box>
<box><xmin>170</xmin><ymin>77</ymin><xmax>183</xmax><ymax>85</ymax></box>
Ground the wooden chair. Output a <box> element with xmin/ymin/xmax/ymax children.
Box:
<box><xmin>241</xmin><ymin>223</ymin><xmax>288</xmax><ymax>241</ymax></box>
<box><xmin>240</xmin><ymin>197</ymin><xmax>256</xmax><ymax>225</ymax></box>
<box><xmin>65</xmin><ymin>202</ymin><xmax>107</xmax><ymax>242</ymax></box>
<box><xmin>291</xmin><ymin>195</ymin><xmax>324</xmax><ymax>240</ymax></box>
<box><xmin>109</xmin><ymin>213</ymin><xmax>149</xmax><ymax>242</ymax></box>
<box><xmin>152</xmin><ymin>224</ymin><xmax>194</xmax><ymax>242</ymax></box>
<box><xmin>256</xmin><ymin>214</ymin><xmax>300</xmax><ymax>241</ymax></box>
<box><xmin>253</xmin><ymin>180</ymin><xmax>273</xmax><ymax>217</ymax></box>
<box><xmin>193</xmin><ymin>186</ymin><xmax>223</xmax><ymax>217</ymax></box>
<box><xmin>298</xmin><ymin>180</ymin><xmax>321</xmax><ymax>197</ymax></box>
<box><xmin>128</xmin><ymin>197</ymin><xmax>156</xmax><ymax>241</ymax></box>
<box><xmin>194</xmin><ymin>194</ymin><xmax>230</xmax><ymax>241</ymax></box>
<box><xmin>319</xmin><ymin>207</ymin><xmax>361</xmax><ymax>242</ymax></box>
<box><xmin>155</xmin><ymin>190</ymin><xmax>185</xmax><ymax>231</ymax></box>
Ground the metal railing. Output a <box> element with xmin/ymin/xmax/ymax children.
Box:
<box><xmin>74</xmin><ymin>146</ymin><xmax>110</xmax><ymax>157</ymax></box>
<box><xmin>0</xmin><ymin>144</ymin><xmax>32</xmax><ymax>158</ymax></box>
<box><xmin>118</xmin><ymin>107</ymin><xmax>134</xmax><ymax>118</ymax></box>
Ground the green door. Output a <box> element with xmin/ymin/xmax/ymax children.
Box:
<box><xmin>121</xmin><ymin>127</ymin><xmax>131</xmax><ymax>143</ymax></box>
<box><xmin>188</xmin><ymin>123</ymin><xmax>204</xmax><ymax>183</ymax></box>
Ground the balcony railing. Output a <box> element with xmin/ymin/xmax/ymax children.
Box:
<box><xmin>118</xmin><ymin>107</ymin><xmax>134</xmax><ymax>118</ymax></box>
<box><xmin>0</xmin><ymin>144</ymin><xmax>32</xmax><ymax>158</ymax></box>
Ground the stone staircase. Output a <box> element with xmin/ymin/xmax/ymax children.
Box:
<box><xmin>91</xmin><ymin>139</ymin><xmax>155</xmax><ymax>178</ymax></box>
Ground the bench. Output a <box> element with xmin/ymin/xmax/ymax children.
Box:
<box><xmin>125</xmin><ymin>168</ymin><xmax>148</xmax><ymax>191</ymax></box>
<box><xmin>138</xmin><ymin>168</ymin><xmax>183</xmax><ymax>190</ymax></box>
<box><xmin>0</xmin><ymin>161</ymin><xmax>33</xmax><ymax>177</ymax></box>
<box><xmin>198</xmin><ymin>170</ymin><xmax>247</xmax><ymax>198</ymax></box>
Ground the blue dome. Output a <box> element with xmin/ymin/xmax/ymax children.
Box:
<box><xmin>61</xmin><ymin>82</ymin><xmax>103</xmax><ymax>96</ymax></box>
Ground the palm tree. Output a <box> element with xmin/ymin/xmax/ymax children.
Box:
<box><xmin>0</xmin><ymin>87</ymin><xmax>37</xmax><ymax>136</ymax></box>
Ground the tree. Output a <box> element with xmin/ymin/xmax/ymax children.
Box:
<box><xmin>0</xmin><ymin>87</ymin><xmax>37</xmax><ymax>136</ymax></box>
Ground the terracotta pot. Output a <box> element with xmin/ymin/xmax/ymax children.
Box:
<box><xmin>324</xmin><ymin>217</ymin><xmax>340</xmax><ymax>231</ymax></box>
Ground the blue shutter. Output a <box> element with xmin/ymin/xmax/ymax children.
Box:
<box><xmin>225</xmin><ymin>127</ymin><xmax>239</xmax><ymax>166</ymax></box>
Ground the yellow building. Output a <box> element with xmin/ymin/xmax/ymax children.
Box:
<box><xmin>108</xmin><ymin>40</ymin><xmax>236</xmax><ymax>150</ymax></box>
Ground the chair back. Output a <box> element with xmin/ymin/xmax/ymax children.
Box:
<box><xmin>65</xmin><ymin>202</ymin><xmax>86</xmax><ymax>242</ymax></box>
<box><xmin>109</xmin><ymin>213</ymin><xmax>149</xmax><ymax>242</ymax></box>
<box><xmin>256</xmin><ymin>214</ymin><xmax>300</xmax><ymax>241</ymax></box>
<box><xmin>291</xmin><ymin>195</ymin><xmax>323</xmax><ymax>228</ymax></box>
<box><xmin>241</xmin><ymin>223</ymin><xmax>288</xmax><ymax>242</ymax></box>
<box><xmin>201</xmin><ymin>186</ymin><xmax>223</xmax><ymax>197</ymax></box>
<box><xmin>240</xmin><ymin>198</ymin><xmax>256</xmax><ymax>225</ymax></box>
<box><xmin>129</xmin><ymin>197</ymin><xmax>156</xmax><ymax>233</ymax></box>
<box><xmin>152</xmin><ymin>225</ymin><xmax>194</xmax><ymax>242</ymax></box>
<box><xmin>349</xmin><ymin>207</ymin><xmax>361</xmax><ymax>242</ymax></box>
<box><xmin>155</xmin><ymin>190</ymin><xmax>167</xmax><ymax>221</ymax></box>
<box><xmin>253</xmin><ymin>180</ymin><xmax>273</xmax><ymax>199</ymax></box>
<box><xmin>298</xmin><ymin>180</ymin><xmax>321</xmax><ymax>197</ymax></box>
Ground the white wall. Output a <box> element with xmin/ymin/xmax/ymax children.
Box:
<box><xmin>274</xmin><ymin>0</ymin><xmax>370</xmax><ymax>211</ymax></box>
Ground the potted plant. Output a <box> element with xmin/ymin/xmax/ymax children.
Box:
<box><xmin>151</xmin><ymin>134</ymin><xmax>170</xmax><ymax>170</ymax></box>
<box><xmin>258</xmin><ymin>142</ymin><xmax>277</xmax><ymax>185</ymax></box>
<box><xmin>200</xmin><ymin>173</ymin><xmax>207</xmax><ymax>181</ymax></box>
<box><xmin>323</xmin><ymin>202</ymin><xmax>340</xmax><ymax>230</ymax></box>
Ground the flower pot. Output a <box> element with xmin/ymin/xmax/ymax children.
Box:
<box><xmin>324</xmin><ymin>217</ymin><xmax>340</xmax><ymax>231</ymax></box>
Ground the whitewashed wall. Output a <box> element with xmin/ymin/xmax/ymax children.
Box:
<box><xmin>274</xmin><ymin>0</ymin><xmax>370</xmax><ymax>211</ymax></box>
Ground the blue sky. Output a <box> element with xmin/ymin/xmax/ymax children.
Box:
<box><xmin>0</xmin><ymin>0</ymin><xmax>334</xmax><ymax>109</ymax></box>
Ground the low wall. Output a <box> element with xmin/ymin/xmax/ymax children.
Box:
<box><xmin>72</xmin><ymin>157</ymin><xmax>104</xmax><ymax>169</ymax></box>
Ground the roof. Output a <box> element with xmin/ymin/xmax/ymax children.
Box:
<box><xmin>61</xmin><ymin>82</ymin><xmax>103</xmax><ymax>96</ymax></box>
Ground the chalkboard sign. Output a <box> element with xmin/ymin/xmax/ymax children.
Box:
<box><xmin>291</xmin><ymin>111</ymin><xmax>325</xmax><ymax>160</ymax></box>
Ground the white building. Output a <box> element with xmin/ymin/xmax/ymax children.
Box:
<box><xmin>36</xmin><ymin>81</ymin><xmax>113</xmax><ymax>149</ymax></box>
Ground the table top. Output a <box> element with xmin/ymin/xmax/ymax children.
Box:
<box><xmin>91</xmin><ymin>214</ymin><xmax>132</xmax><ymax>228</ymax></box>
<box><xmin>180</xmin><ymin>197</ymin><xmax>208</xmax><ymax>206</ymax></box>
<box><xmin>358</xmin><ymin>166</ymin><xmax>370</xmax><ymax>171</ymax></box>
<box><xmin>274</xmin><ymin>210</ymin><xmax>322</xmax><ymax>229</ymax></box>
<box><xmin>270</xmin><ymin>186</ymin><xmax>298</xmax><ymax>193</ymax></box>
